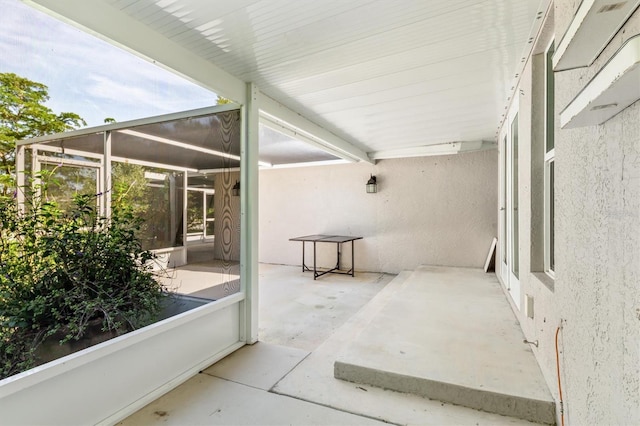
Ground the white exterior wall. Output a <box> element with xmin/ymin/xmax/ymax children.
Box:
<box><xmin>499</xmin><ymin>3</ymin><xmax>640</xmax><ymax>425</ymax></box>
<box><xmin>259</xmin><ymin>152</ymin><xmax>497</xmax><ymax>274</ymax></box>
<box><xmin>0</xmin><ymin>295</ymin><xmax>244</xmax><ymax>425</ymax></box>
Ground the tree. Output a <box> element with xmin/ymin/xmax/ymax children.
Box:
<box><xmin>0</xmin><ymin>73</ymin><xmax>86</xmax><ymax>196</ymax></box>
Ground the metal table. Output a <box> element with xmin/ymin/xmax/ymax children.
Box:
<box><xmin>289</xmin><ymin>234</ymin><xmax>363</xmax><ymax>280</ymax></box>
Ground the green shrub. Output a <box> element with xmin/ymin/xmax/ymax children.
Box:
<box><xmin>0</xmin><ymin>174</ymin><xmax>166</xmax><ymax>380</ymax></box>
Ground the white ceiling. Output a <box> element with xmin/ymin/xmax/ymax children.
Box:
<box><xmin>26</xmin><ymin>0</ymin><xmax>547</xmax><ymax>162</ymax></box>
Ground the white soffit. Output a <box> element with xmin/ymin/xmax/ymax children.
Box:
<box><xmin>553</xmin><ymin>0</ymin><xmax>640</xmax><ymax>71</ymax></box>
<box><xmin>24</xmin><ymin>0</ymin><xmax>542</xmax><ymax>158</ymax></box>
<box><xmin>560</xmin><ymin>35</ymin><xmax>640</xmax><ymax>128</ymax></box>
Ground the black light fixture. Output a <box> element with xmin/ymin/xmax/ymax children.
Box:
<box><xmin>366</xmin><ymin>174</ymin><xmax>377</xmax><ymax>193</ymax></box>
<box><xmin>232</xmin><ymin>180</ymin><xmax>240</xmax><ymax>196</ymax></box>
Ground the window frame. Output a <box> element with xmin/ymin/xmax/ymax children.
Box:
<box><xmin>544</xmin><ymin>38</ymin><xmax>555</xmax><ymax>278</ymax></box>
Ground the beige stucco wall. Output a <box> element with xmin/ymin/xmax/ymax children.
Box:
<box><xmin>259</xmin><ymin>151</ymin><xmax>497</xmax><ymax>274</ymax></box>
<box><xmin>498</xmin><ymin>3</ymin><xmax>640</xmax><ymax>424</ymax></box>
<box><xmin>554</xmin><ymin>3</ymin><xmax>640</xmax><ymax>424</ymax></box>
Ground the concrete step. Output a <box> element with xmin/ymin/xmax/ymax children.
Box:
<box><xmin>333</xmin><ymin>266</ymin><xmax>556</xmax><ymax>425</ymax></box>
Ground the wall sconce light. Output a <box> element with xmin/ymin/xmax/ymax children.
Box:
<box><xmin>232</xmin><ymin>180</ymin><xmax>240</xmax><ymax>196</ymax></box>
<box><xmin>366</xmin><ymin>174</ymin><xmax>377</xmax><ymax>193</ymax></box>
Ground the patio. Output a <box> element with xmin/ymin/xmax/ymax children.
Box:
<box><xmin>4</xmin><ymin>1</ymin><xmax>639</xmax><ymax>424</ymax></box>
<box><xmin>120</xmin><ymin>263</ymin><xmax>553</xmax><ymax>425</ymax></box>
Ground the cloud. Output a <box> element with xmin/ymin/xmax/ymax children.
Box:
<box><xmin>85</xmin><ymin>74</ymin><xmax>209</xmax><ymax>112</ymax></box>
<box><xmin>0</xmin><ymin>0</ymin><xmax>217</xmax><ymax>126</ymax></box>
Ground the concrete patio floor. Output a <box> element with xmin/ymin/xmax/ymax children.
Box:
<box><xmin>120</xmin><ymin>264</ymin><xmax>550</xmax><ymax>425</ymax></box>
<box><xmin>159</xmin><ymin>258</ymin><xmax>241</xmax><ymax>300</ymax></box>
<box><xmin>332</xmin><ymin>266</ymin><xmax>554</xmax><ymax>424</ymax></box>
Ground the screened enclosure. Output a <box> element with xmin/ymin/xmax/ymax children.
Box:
<box><xmin>14</xmin><ymin>101</ymin><xmax>348</xmax><ymax>305</ymax></box>
<box><xmin>16</xmin><ymin>105</ymin><xmax>243</xmax><ymax>300</ymax></box>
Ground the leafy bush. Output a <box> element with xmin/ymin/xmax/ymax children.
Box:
<box><xmin>0</xmin><ymin>173</ymin><xmax>166</xmax><ymax>379</ymax></box>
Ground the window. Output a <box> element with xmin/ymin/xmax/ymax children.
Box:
<box><xmin>511</xmin><ymin>113</ymin><xmax>520</xmax><ymax>280</ymax></box>
<box><xmin>544</xmin><ymin>40</ymin><xmax>555</xmax><ymax>277</ymax></box>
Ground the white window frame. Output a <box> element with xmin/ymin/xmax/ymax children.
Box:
<box><xmin>544</xmin><ymin>38</ymin><xmax>555</xmax><ymax>278</ymax></box>
<box><xmin>35</xmin><ymin>152</ymin><xmax>103</xmax><ymax>213</ymax></box>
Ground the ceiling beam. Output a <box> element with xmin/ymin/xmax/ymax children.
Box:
<box><xmin>260</xmin><ymin>115</ymin><xmax>353</xmax><ymax>163</ymax></box>
<box><xmin>258</xmin><ymin>94</ymin><xmax>373</xmax><ymax>164</ymax></box>
<box><xmin>23</xmin><ymin>0</ymin><xmax>246</xmax><ymax>103</ymax></box>
<box><xmin>369</xmin><ymin>140</ymin><xmax>496</xmax><ymax>160</ymax></box>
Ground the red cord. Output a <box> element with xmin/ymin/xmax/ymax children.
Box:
<box><xmin>555</xmin><ymin>326</ymin><xmax>565</xmax><ymax>426</ymax></box>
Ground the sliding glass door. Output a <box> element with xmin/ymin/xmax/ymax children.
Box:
<box><xmin>500</xmin><ymin>106</ymin><xmax>521</xmax><ymax>309</ymax></box>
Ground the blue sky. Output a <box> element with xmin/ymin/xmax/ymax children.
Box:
<box><xmin>0</xmin><ymin>0</ymin><xmax>218</xmax><ymax>127</ymax></box>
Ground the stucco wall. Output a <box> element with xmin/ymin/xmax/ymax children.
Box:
<box><xmin>553</xmin><ymin>3</ymin><xmax>640</xmax><ymax>424</ymax></box>
<box><xmin>259</xmin><ymin>151</ymin><xmax>497</xmax><ymax>274</ymax></box>
<box><xmin>499</xmin><ymin>3</ymin><xmax>640</xmax><ymax>425</ymax></box>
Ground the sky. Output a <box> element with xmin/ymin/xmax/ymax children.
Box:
<box><xmin>0</xmin><ymin>0</ymin><xmax>218</xmax><ymax>128</ymax></box>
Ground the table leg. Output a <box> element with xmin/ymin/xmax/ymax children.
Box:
<box><xmin>351</xmin><ymin>240</ymin><xmax>355</xmax><ymax>277</ymax></box>
<box><xmin>313</xmin><ymin>241</ymin><xmax>317</xmax><ymax>280</ymax></box>
<box><xmin>337</xmin><ymin>242</ymin><xmax>341</xmax><ymax>270</ymax></box>
<box><xmin>301</xmin><ymin>241</ymin><xmax>305</xmax><ymax>272</ymax></box>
